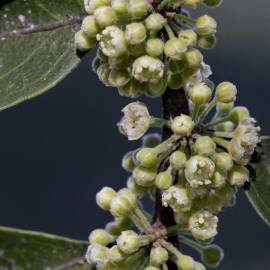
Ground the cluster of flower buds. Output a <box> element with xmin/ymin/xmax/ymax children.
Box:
<box><xmin>78</xmin><ymin>0</ymin><xmax>261</xmax><ymax>268</ymax></box>
<box><xmin>75</xmin><ymin>0</ymin><xmax>221</xmax><ymax>97</ymax></box>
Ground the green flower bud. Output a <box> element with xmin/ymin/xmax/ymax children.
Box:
<box><xmin>116</xmin><ymin>216</ymin><xmax>133</xmax><ymax>229</ymax></box>
<box><xmin>122</xmin><ymin>151</ymin><xmax>135</xmax><ymax>172</ymax></box>
<box><xmin>215</xmin><ymin>82</ymin><xmax>237</xmax><ymax>103</ymax></box>
<box><xmin>215</xmin><ymin>152</ymin><xmax>233</xmax><ymax>172</ymax></box>
<box><xmin>105</xmin><ymin>221</ymin><xmax>122</xmax><ymax>235</ymax></box>
<box><xmin>155</xmin><ymin>170</ymin><xmax>173</xmax><ymax>190</ymax></box>
<box><xmin>144</xmin><ymin>267</ymin><xmax>160</xmax><ymax>270</ymax></box>
<box><xmin>96</xmin><ymin>187</ymin><xmax>117</xmax><ymax>210</ymax></box>
<box><xmin>176</xmin><ymin>255</ymin><xmax>195</xmax><ymax>270</ymax></box>
<box><xmin>229</xmin><ymin>106</ymin><xmax>250</xmax><ymax>124</ymax></box>
<box><xmin>112</xmin><ymin>0</ymin><xmax>128</xmax><ymax>14</ymax></box>
<box><xmin>118</xmin><ymin>188</ymin><xmax>137</xmax><ymax>207</ymax></box>
<box><xmin>228</xmin><ymin>165</ymin><xmax>249</xmax><ymax>187</ymax></box>
<box><xmin>132</xmin><ymin>55</ymin><xmax>165</xmax><ymax>83</ymax></box>
<box><xmin>86</xmin><ymin>244</ymin><xmax>110</xmax><ymax>266</ymax></box>
<box><xmin>196</xmin><ymin>15</ymin><xmax>217</xmax><ymax>37</ymax></box>
<box><xmin>216</xmin><ymin>102</ymin><xmax>234</xmax><ymax>115</ymax></box>
<box><xmin>150</xmin><ymin>247</ymin><xmax>169</xmax><ymax>266</ymax></box>
<box><xmin>128</xmin><ymin>0</ymin><xmax>149</xmax><ymax>17</ymax></box>
<box><xmin>146</xmin><ymin>38</ymin><xmax>164</xmax><ymax>57</ymax></box>
<box><xmin>198</xmin><ymin>35</ymin><xmax>216</xmax><ymax>50</ymax></box>
<box><xmin>167</xmin><ymin>72</ymin><xmax>183</xmax><ymax>90</ymax></box>
<box><xmin>170</xmin><ymin>151</ymin><xmax>187</xmax><ymax>170</ymax></box>
<box><xmin>215</xmin><ymin>121</ymin><xmax>235</xmax><ymax>132</ymax></box>
<box><xmin>189</xmin><ymin>210</ymin><xmax>218</xmax><ymax>241</ymax></box>
<box><xmin>184</xmin><ymin>0</ymin><xmax>203</xmax><ymax>8</ymax></box>
<box><xmin>174</xmin><ymin>210</ymin><xmax>191</xmax><ymax>226</ymax></box>
<box><xmin>136</xmin><ymin>148</ymin><xmax>159</xmax><ymax>168</ymax></box>
<box><xmin>169</xmin><ymin>60</ymin><xmax>186</xmax><ymax>73</ymax></box>
<box><xmin>185</xmin><ymin>49</ymin><xmax>203</xmax><ymax>68</ymax></box>
<box><xmin>127</xmin><ymin>176</ymin><xmax>148</xmax><ymax>196</ymax></box>
<box><xmin>203</xmin><ymin>0</ymin><xmax>223</xmax><ymax>7</ymax></box>
<box><xmin>145</xmin><ymin>13</ymin><xmax>167</xmax><ymax>31</ymax></box>
<box><xmin>194</xmin><ymin>262</ymin><xmax>206</xmax><ymax>270</ymax></box>
<box><xmin>188</xmin><ymin>82</ymin><xmax>212</xmax><ymax>104</ymax></box>
<box><xmin>129</xmin><ymin>42</ymin><xmax>146</xmax><ymax>57</ymax></box>
<box><xmin>142</xmin><ymin>133</ymin><xmax>161</xmax><ymax>147</ymax></box>
<box><xmin>89</xmin><ymin>0</ymin><xmax>110</xmax><ymax>9</ymax></box>
<box><xmin>179</xmin><ymin>29</ymin><xmax>198</xmax><ymax>47</ymax></box>
<box><xmin>133</xmin><ymin>166</ymin><xmax>157</xmax><ymax>187</ymax></box>
<box><xmin>147</xmin><ymin>77</ymin><xmax>167</xmax><ymax>97</ymax></box>
<box><xmin>171</xmin><ymin>114</ymin><xmax>195</xmax><ymax>137</ymax></box>
<box><xmin>89</xmin><ymin>229</ymin><xmax>114</xmax><ymax>246</ymax></box>
<box><xmin>110</xmin><ymin>195</ymin><xmax>136</xmax><ymax>217</ymax></box>
<box><xmin>164</xmin><ymin>38</ymin><xmax>187</xmax><ymax>60</ymax></box>
<box><xmin>117</xmin><ymin>230</ymin><xmax>140</xmax><ymax>254</ymax></box>
<box><xmin>118</xmin><ymin>79</ymin><xmax>144</xmax><ymax>98</ymax></box>
<box><xmin>211</xmin><ymin>170</ymin><xmax>226</xmax><ymax>189</ymax></box>
<box><xmin>75</xmin><ymin>30</ymin><xmax>96</xmax><ymax>51</ymax></box>
<box><xmin>185</xmin><ymin>155</ymin><xmax>215</xmax><ymax>188</ymax></box>
<box><xmin>94</xmin><ymin>6</ymin><xmax>117</xmax><ymax>28</ymax></box>
<box><xmin>201</xmin><ymin>245</ymin><xmax>224</xmax><ymax>268</ymax></box>
<box><xmin>97</xmin><ymin>64</ymin><xmax>111</xmax><ymax>86</ymax></box>
<box><xmin>109</xmin><ymin>245</ymin><xmax>125</xmax><ymax>264</ymax></box>
<box><xmin>194</xmin><ymin>136</ymin><xmax>216</xmax><ymax>156</ymax></box>
<box><xmin>118</xmin><ymin>102</ymin><xmax>151</xmax><ymax>140</ymax></box>
<box><xmin>125</xmin><ymin>22</ymin><xmax>146</xmax><ymax>45</ymax></box>
<box><xmin>81</xmin><ymin>16</ymin><xmax>100</xmax><ymax>37</ymax></box>
<box><xmin>97</xmin><ymin>26</ymin><xmax>127</xmax><ymax>57</ymax></box>
<box><xmin>108</xmin><ymin>69</ymin><xmax>130</xmax><ymax>87</ymax></box>
<box><xmin>108</xmin><ymin>54</ymin><xmax>130</xmax><ymax>69</ymax></box>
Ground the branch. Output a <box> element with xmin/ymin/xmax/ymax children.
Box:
<box><xmin>0</xmin><ymin>16</ymin><xmax>84</xmax><ymax>40</ymax></box>
<box><xmin>55</xmin><ymin>256</ymin><xmax>87</xmax><ymax>270</ymax></box>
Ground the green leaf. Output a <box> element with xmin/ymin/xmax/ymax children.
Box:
<box><xmin>0</xmin><ymin>0</ymin><xmax>85</xmax><ymax>111</ymax></box>
<box><xmin>246</xmin><ymin>136</ymin><xmax>270</xmax><ymax>226</ymax></box>
<box><xmin>0</xmin><ymin>226</ymin><xmax>91</xmax><ymax>270</ymax></box>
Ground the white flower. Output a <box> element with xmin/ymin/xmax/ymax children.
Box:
<box><xmin>162</xmin><ymin>185</ymin><xmax>192</xmax><ymax>212</ymax></box>
<box><xmin>132</xmin><ymin>55</ymin><xmax>165</xmax><ymax>83</ymax></box>
<box><xmin>118</xmin><ymin>102</ymin><xmax>151</xmax><ymax>140</ymax></box>
<box><xmin>189</xmin><ymin>210</ymin><xmax>218</xmax><ymax>241</ymax></box>
<box><xmin>229</xmin><ymin>117</ymin><xmax>261</xmax><ymax>165</ymax></box>
<box><xmin>185</xmin><ymin>155</ymin><xmax>215</xmax><ymax>188</ymax></box>
<box><xmin>85</xmin><ymin>243</ymin><xmax>109</xmax><ymax>266</ymax></box>
<box><xmin>97</xmin><ymin>26</ymin><xmax>127</xmax><ymax>57</ymax></box>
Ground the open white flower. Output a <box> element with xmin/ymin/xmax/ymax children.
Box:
<box><xmin>85</xmin><ymin>243</ymin><xmax>109</xmax><ymax>266</ymax></box>
<box><xmin>97</xmin><ymin>26</ymin><xmax>127</xmax><ymax>57</ymax></box>
<box><xmin>118</xmin><ymin>102</ymin><xmax>151</xmax><ymax>140</ymax></box>
<box><xmin>229</xmin><ymin>117</ymin><xmax>261</xmax><ymax>165</ymax></box>
<box><xmin>189</xmin><ymin>210</ymin><xmax>218</xmax><ymax>241</ymax></box>
<box><xmin>132</xmin><ymin>55</ymin><xmax>165</xmax><ymax>83</ymax></box>
<box><xmin>162</xmin><ymin>185</ymin><xmax>192</xmax><ymax>212</ymax></box>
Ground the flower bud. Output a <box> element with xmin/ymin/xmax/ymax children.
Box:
<box><xmin>142</xmin><ymin>133</ymin><xmax>161</xmax><ymax>147</ymax></box>
<box><xmin>146</xmin><ymin>38</ymin><xmax>164</xmax><ymax>57</ymax></box>
<box><xmin>211</xmin><ymin>170</ymin><xmax>226</xmax><ymax>189</ymax></box>
<box><xmin>215</xmin><ymin>82</ymin><xmax>237</xmax><ymax>103</ymax></box>
<box><xmin>117</xmin><ymin>230</ymin><xmax>141</xmax><ymax>254</ymax></box>
<box><xmin>201</xmin><ymin>245</ymin><xmax>224</xmax><ymax>268</ymax></box>
<box><xmin>145</xmin><ymin>13</ymin><xmax>167</xmax><ymax>31</ymax></box>
<box><xmin>133</xmin><ymin>166</ymin><xmax>157</xmax><ymax>186</ymax></box>
<box><xmin>170</xmin><ymin>151</ymin><xmax>187</xmax><ymax>170</ymax></box>
<box><xmin>89</xmin><ymin>229</ymin><xmax>114</xmax><ymax>246</ymax></box>
<box><xmin>97</xmin><ymin>26</ymin><xmax>127</xmax><ymax>57</ymax></box>
<box><xmin>188</xmin><ymin>82</ymin><xmax>212</xmax><ymax>104</ymax></box>
<box><xmin>214</xmin><ymin>152</ymin><xmax>233</xmax><ymax>172</ymax></box>
<box><xmin>118</xmin><ymin>188</ymin><xmax>137</xmax><ymax>206</ymax></box>
<box><xmin>108</xmin><ymin>54</ymin><xmax>129</xmax><ymax>69</ymax></box>
<box><xmin>184</xmin><ymin>0</ymin><xmax>203</xmax><ymax>8</ymax></box>
<box><xmin>203</xmin><ymin>0</ymin><xmax>223</xmax><ymax>7</ymax></box>
<box><xmin>112</xmin><ymin>0</ymin><xmax>128</xmax><ymax>14</ymax></box>
<box><xmin>125</xmin><ymin>23</ymin><xmax>146</xmax><ymax>45</ymax></box>
<box><xmin>196</xmin><ymin>15</ymin><xmax>217</xmax><ymax>37</ymax></box>
<box><xmin>155</xmin><ymin>170</ymin><xmax>173</xmax><ymax>190</ymax></box>
<box><xmin>150</xmin><ymin>247</ymin><xmax>169</xmax><ymax>266</ymax></box>
<box><xmin>167</xmin><ymin>72</ymin><xmax>183</xmax><ymax>90</ymax></box>
<box><xmin>198</xmin><ymin>35</ymin><xmax>216</xmax><ymax>50</ymax></box>
<box><xmin>122</xmin><ymin>151</ymin><xmax>135</xmax><ymax>172</ymax></box>
<box><xmin>147</xmin><ymin>78</ymin><xmax>167</xmax><ymax>97</ymax></box>
<box><xmin>179</xmin><ymin>29</ymin><xmax>198</xmax><ymax>47</ymax></box>
<box><xmin>128</xmin><ymin>0</ymin><xmax>149</xmax><ymax>17</ymax></box>
<box><xmin>176</xmin><ymin>255</ymin><xmax>195</xmax><ymax>270</ymax></box>
<box><xmin>215</xmin><ymin>121</ymin><xmax>235</xmax><ymax>132</ymax></box>
<box><xmin>194</xmin><ymin>136</ymin><xmax>216</xmax><ymax>156</ymax></box>
<box><xmin>81</xmin><ymin>16</ymin><xmax>100</xmax><ymax>37</ymax></box>
<box><xmin>108</xmin><ymin>69</ymin><xmax>130</xmax><ymax>87</ymax></box>
<box><xmin>105</xmin><ymin>221</ymin><xmax>122</xmax><ymax>235</ymax></box>
<box><xmin>118</xmin><ymin>78</ymin><xmax>144</xmax><ymax>98</ymax></box>
<box><xmin>110</xmin><ymin>195</ymin><xmax>136</xmax><ymax>217</ymax></box>
<box><xmin>129</xmin><ymin>42</ymin><xmax>146</xmax><ymax>57</ymax></box>
<box><xmin>144</xmin><ymin>267</ymin><xmax>160</xmax><ymax>270</ymax></box>
<box><xmin>92</xmin><ymin>56</ymin><xmax>103</xmax><ymax>72</ymax></box>
<box><xmin>136</xmin><ymin>148</ymin><xmax>159</xmax><ymax>168</ymax></box>
<box><xmin>97</xmin><ymin>64</ymin><xmax>111</xmax><ymax>86</ymax></box>
<box><xmin>171</xmin><ymin>114</ymin><xmax>195</xmax><ymax>137</ymax></box>
<box><xmin>94</xmin><ymin>6</ymin><xmax>117</xmax><ymax>28</ymax></box>
<box><xmin>132</xmin><ymin>55</ymin><xmax>165</xmax><ymax>83</ymax></box>
<box><xmin>164</xmin><ymin>38</ymin><xmax>187</xmax><ymax>60</ymax></box>
<box><xmin>228</xmin><ymin>165</ymin><xmax>249</xmax><ymax>187</ymax></box>
<box><xmin>75</xmin><ymin>30</ymin><xmax>96</xmax><ymax>51</ymax></box>
<box><xmin>216</xmin><ymin>102</ymin><xmax>234</xmax><ymax>115</ymax></box>
<box><xmin>109</xmin><ymin>245</ymin><xmax>125</xmax><ymax>264</ymax></box>
<box><xmin>174</xmin><ymin>210</ymin><xmax>191</xmax><ymax>226</ymax></box>
<box><xmin>86</xmin><ymin>244</ymin><xmax>110</xmax><ymax>266</ymax></box>
<box><xmin>169</xmin><ymin>60</ymin><xmax>186</xmax><ymax>73</ymax></box>
<box><xmin>96</xmin><ymin>187</ymin><xmax>117</xmax><ymax>210</ymax></box>
<box><xmin>229</xmin><ymin>106</ymin><xmax>250</xmax><ymax>124</ymax></box>
<box><xmin>118</xmin><ymin>102</ymin><xmax>151</xmax><ymax>140</ymax></box>
<box><xmin>194</xmin><ymin>262</ymin><xmax>206</xmax><ymax>270</ymax></box>
<box><xmin>189</xmin><ymin>210</ymin><xmax>218</xmax><ymax>241</ymax></box>
<box><xmin>89</xmin><ymin>0</ymin><xmax>110</xmax><ymax>9</ymax></box>
<box><xmin>127</xmin><ymin>176</ymin><xmax>148</xmax><ymax>196</ymax></box>
<box><xmin>185</xmin><ymin>49</ymin><xmax>203</xmax><ymax>68</ymax></box>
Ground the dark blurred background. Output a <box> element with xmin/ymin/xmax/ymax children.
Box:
<box><xmin>0</xmin><ymin>1</ymin><xmax>270</xmax><ymax>269</ymax></box>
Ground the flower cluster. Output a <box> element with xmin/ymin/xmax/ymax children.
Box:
<box><xmin>77</xmin><ymin>0</ymin><xmax>261</xmax><ymax>269</ymax></box>
<box><xmin>75</xmin><ymin>0</ymin><xmax>219</xmax><ymax>97</ymax></box>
